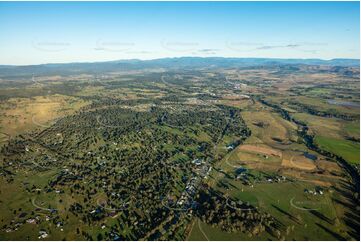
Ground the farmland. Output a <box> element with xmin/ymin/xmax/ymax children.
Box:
<box><xmin>0</xmin><ymin>58</ymin><xmax>359</xmax><ymax>240</ymax></box>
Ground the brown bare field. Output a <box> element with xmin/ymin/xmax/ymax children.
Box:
<box><xmin>316</xmin><ymin>159</ymin><xmax>342</xmax><ymax>173</ymax></box>
<box><xmin>223</xmin><ymin>144</ymin><xmax>284</xmax><ymax>172</ymax></box>
<box><xmin>282</xmin><ymin>154</ymin><xmax>317</xmax><ymax>171</ymax></box>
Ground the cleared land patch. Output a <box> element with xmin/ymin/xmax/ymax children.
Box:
<box><xmin>282</xmin><ymin>153</ymin><xmax>317</xmax><ymax>171</ymax></box>
<box><xmin>315</xmin><ymin>136</ymin><xmax>359</xmax><ymax>164</ymax></box>
<box><xmin>0</xmin><ymin>95</ymin><xmax>88</xmax><ymax>139</ymax></box>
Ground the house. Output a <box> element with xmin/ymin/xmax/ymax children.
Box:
<box><xmin>240</xmin><ymin>94</ymin><xmax>250</xmax><ymax>99</ymax></box>
<box><xmin>226</xmin><ymin>145</ymin><xmax>235</xmax><ymax>151</ymax></box>
<box><xmin>315</xmin><ymin>187</ymin><xmax>324</xmax><ymax>195</ymax></box>
<box><xmin>15</xmin><ymin>223</ymin><xmax>23</xmax><ymax>227</ymax></box>
<box><xmin>26</xmin><ymin>218</ymin><xmax>37</xmax><ymax>224</ymax></box>
<box><xmin>38</xmin><ymin>230</ymin><xmax>48</xmax><ymax>239</ymax></box>
<box><xmin>191</xmin><ymin>159</ymin><xmax>202</xmax><ymax>166</ymax></box>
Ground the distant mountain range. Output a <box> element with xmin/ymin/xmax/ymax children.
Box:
<box><xmin>0</xmin><ymin>57</ymin><xmax>359</xmax><ymax>78</ymax></box>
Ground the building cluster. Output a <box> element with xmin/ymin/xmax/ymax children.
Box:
<box><xmin>304</xmin><ymin>188</ymin><xmax>324</xmax><ymax>195</ymax></box>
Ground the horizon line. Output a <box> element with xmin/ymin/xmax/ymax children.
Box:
<box><xmin>1</xmin><ymin>56</ymin><xmax>360</xmax><ymax>67</ymax></box>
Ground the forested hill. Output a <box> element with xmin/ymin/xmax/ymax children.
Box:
<box><xmin>0</xmin><ymin>57</ymin><xmax>359</xmax><ymax>78</ymax></box>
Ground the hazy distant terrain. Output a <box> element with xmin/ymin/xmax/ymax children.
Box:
<box><xmin>0</xmin><ymin>57</ymin><xmax>359</xmax><ymax>78</ymax></box>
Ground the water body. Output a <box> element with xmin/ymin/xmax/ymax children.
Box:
<box><xmin>304</xmin><ymin>152</ymin><xmax>317</xmax><ymax>161</ymax></box>
<box><xmin>327</xmin><ymin>99</ymin><xmax>360</xmax><ymax>108</ymax></box>
<box><xmin>235</xmin><ymin>166</ymin><xmax>247</xmax><ymax>174</ymax></box>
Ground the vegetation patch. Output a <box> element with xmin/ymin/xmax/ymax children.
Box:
<box><xmin>315</xmin><ymin>136</ymin><xmax>359</xmax><ymax>164</ymax></box>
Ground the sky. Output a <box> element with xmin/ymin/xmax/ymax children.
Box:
<box><xmin>0</xmin><ymin>1</ymin><xmax>359</xmax><ymax>65</ymax></box>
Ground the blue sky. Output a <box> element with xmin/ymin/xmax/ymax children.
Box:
<box><xmin>0</xmin><ymin>1</ymin><xmax>359</xmax><ymax>65</ymax></box>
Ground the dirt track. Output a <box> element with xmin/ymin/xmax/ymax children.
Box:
<box><xmin>282</xmin><ymin>155</ymin><xmax>317</xmax><ymax>171</ymax></box>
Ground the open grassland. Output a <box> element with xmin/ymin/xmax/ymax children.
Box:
<box><xmin>189</xmin><ymin>181</ymin><xmax>353</xmax><ymax>241</ymax></box>
<box><xmin>315</xmin><ymin>136</ymin><xmax>359</xmax><ymax>164</ymax></box>
<box><xmin>286</xmin><ymin>95</ymin><xmax>359</xmax><ymax>117</ymax></box>
<box><xmin>241</xmin><ymin>107</ymin><xmax>298</xmax><ymax>145</ymax></box>
<box><xmin>293</xmin><ymin>112</ymin><xmax>359</xmax><ymax>164</ymax></box>
<box><xmin>343</xmin><ymin>121</ymin><xmax>360</xmax><ymax>139</ymax></box>
<box><xmin>2</xmin><ymin>165</ymin><xmax>144</xmax><ymax>241</ymax></box>
<box><xmin>293</xmin><ymin>113</ymin><xmax>345</xmax><ymax>138</ymax></box>
<box><xmin>201</xmin><ymin>144</ymin><xmax>354</xmax><ymax>240</ymax></box>
<box><xmin>0</xmin><ymin>95</ymin><xmax>88</xmax><ymax>144</ymax></box>
<box><xmin>293</xmin><ymin>112</ymin><xmax>360</xmax><ymax>140</ymax></box>
<box><xmin>224</xmin><ymin>144</ymin><xmax>283</xmax><ymax>172</ymax></box>
<box><xmin>200</xmin><ymin>95</ymin><xmax>357</xmax><ymax>240</ymax></box>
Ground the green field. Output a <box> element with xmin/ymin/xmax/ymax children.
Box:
<box><xmin>315</xmin><ymin>136</ymin><xmax>360</xmax><ymax>164</ymax></box>
<box><xmin>344</xmin><ymin>121</ymin><xmax>360</xmax><ymax>137</ymax></box>
<box><xmin>189</xmin><ymin>178</ymin><xmax>352</xmax><ymax>241</ymax></box>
